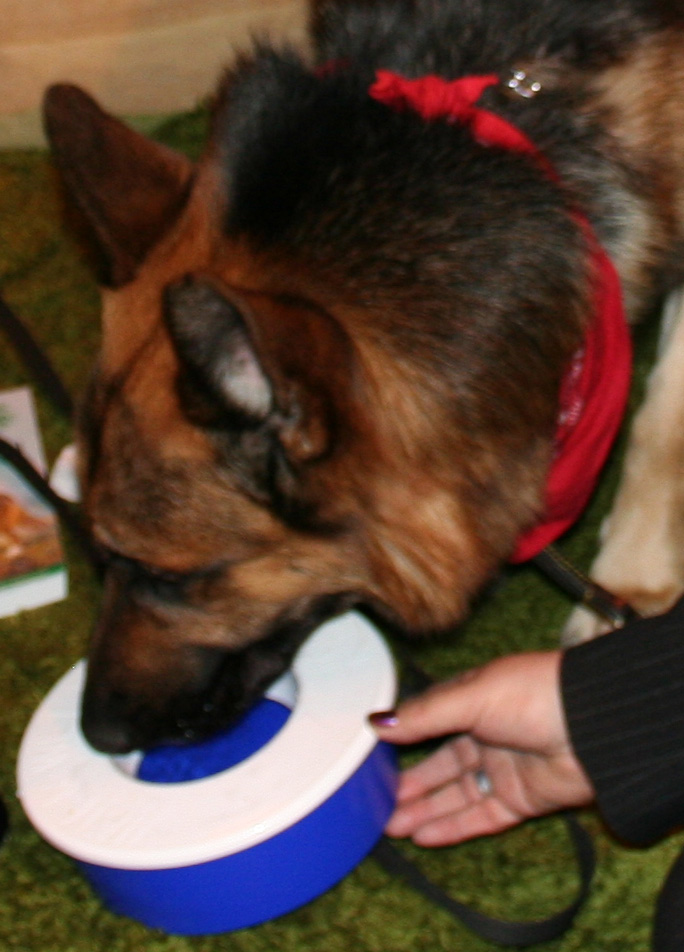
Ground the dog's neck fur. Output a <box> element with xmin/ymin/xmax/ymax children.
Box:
<box><xmin>358</xmin><ymin>67</ymin><xmax>632</xmax><ymax>559</ymax></box>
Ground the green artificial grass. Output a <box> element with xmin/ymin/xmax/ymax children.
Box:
<box><xmin>0</xmin><ymin>110</ymin><xmax>680</xmax><ymax>952</ymax></box>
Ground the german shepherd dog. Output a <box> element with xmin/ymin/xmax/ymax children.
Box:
<box><xmin>44</xmin><ymin>0</ymin><xmax>684</xmax><ymax>753</ymax></box>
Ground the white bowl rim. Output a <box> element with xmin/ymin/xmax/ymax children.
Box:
<box><xmin>17</xmin><ymin>611</ymin><xmax>396</xmax><ymax>869</ymax></box>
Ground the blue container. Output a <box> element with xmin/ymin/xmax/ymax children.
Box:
<box><xmin>18</xmin><ymin>613</ymin><xmax>398</xmax><ymax>936</ymax></box>
<box><xmin>78</xmin><ymin>741</ymin><xmax>397</xmax><ymax>934</ymax></box>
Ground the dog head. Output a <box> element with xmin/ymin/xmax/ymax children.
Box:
<box><xmin>44</xmin><ymin>51</ymin><xmax>586</xmax><ymax>753</ymax></box>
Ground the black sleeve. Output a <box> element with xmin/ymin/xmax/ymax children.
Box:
<box><xmin>560</xmin><ymin>596</ymin><xmax>684</xmax><ymax>846</ymax></box>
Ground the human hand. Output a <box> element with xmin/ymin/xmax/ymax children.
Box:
<box><xmin>371</xmin><ymin>651</ymin><xmax>595</xmax><ymax>847</ymax></box>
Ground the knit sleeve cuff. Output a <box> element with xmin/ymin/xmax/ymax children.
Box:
<box><xmin>561</xmin><ymin>597</ymin><xmax>684</xmax><ymax>845</ymax></box>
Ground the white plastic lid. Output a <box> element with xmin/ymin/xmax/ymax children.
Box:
<box><xmin>17</xmin><ymin>612</ymin><xmax>396</xmax><ymax>869</ymax></box>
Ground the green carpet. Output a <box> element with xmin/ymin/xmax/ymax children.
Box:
<box><xmin>0</xmin><ymin>109</ymin><xmax>679</xmax><ymax>952</ymax></box>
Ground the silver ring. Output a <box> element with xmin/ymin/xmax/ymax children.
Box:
<box><xmin>474</xmin><ymin>769</ymin><xmax>493</xmax><ymax>797</ymax></box>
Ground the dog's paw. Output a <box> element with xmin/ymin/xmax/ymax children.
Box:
<box><xmin>560</xmin><ymin>604</ymin><xmax>612</xmax><ymax>647</ymax></box>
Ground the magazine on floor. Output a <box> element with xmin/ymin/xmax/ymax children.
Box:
<box><xmin>0</xmin><ymin>386</ymin><xmax>67</xmax><ymax>617</ymax></box>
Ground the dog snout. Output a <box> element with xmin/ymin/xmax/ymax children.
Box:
<box><xmin>81</xmin><ymin>707</ymin><xmax>137</xmax><ymax>755</ymax></box>
<box><xmin>80</xmin><ymin>678</ymin><xmax>224</xmax><ymax>754</ymax></box>
<box><xmin>80</xmin><ymin>686</ymin><xmax>142</xmax><ymax>754</ymax></box>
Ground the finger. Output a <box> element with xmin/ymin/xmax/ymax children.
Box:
<box><xmin>388</xmin><ymin>761</ymin><xmax>524</xmax><ymax>845</ymax></box>
<box><xmin>387</xmin><ymin>762</ymin><xmax>487</xmax><ymax>838</ymax></box>
<box><xmin>370</xmin><ymin>670</ymin><xmax>481</xmax><ymax>744</ymax></box>
<box><xmin>395</xmin><ymin>735</ymin><xmax>480</xmax><ymax>803</ymax></box>
<box><xmin>406</xmin><ymin>795</ymin><xmax>522</xmax><ymax>847</ymax></box>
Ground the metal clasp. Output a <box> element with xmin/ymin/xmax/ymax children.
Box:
<box><xmin>506</xmin><ymin>69</ymin><xmax>542</xmax><ymax>99</ymax></box>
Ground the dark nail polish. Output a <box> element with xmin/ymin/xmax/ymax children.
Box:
<box><xmin>369</xmin><ymin>710</ymin><xmax>399</xmax><ymax>728</ymax></box>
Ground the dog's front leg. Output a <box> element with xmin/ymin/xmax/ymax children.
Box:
<box><xmin>562</xmin><ymin>287</ymin><xmax>684</xmax><ymax>645</ymax></box>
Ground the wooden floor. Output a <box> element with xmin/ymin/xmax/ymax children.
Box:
<box><xmin>0</xmin><ymin>0</ymin><xmax>307</xmax><ymax>147</ymax></box>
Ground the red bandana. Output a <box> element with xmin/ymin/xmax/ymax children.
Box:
<box><xmin>369</xmin><ymin>70</ymin><xmax>632</xmax><ymax>562</ymax></box>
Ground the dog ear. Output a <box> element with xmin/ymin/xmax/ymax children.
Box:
<box><xmin>164</xmin><ymin>277</ymin><xmax>274</xmax><ymax>423</ymax></box>
<box><xmin>165</xmin><ymin>276</ymin><xmax>349</xmax><ymax>470</ymax></box>
<box><xmin>43</xmin><ymin>84</ymin><xmax>194</xmax><ymax>288</ymax></box>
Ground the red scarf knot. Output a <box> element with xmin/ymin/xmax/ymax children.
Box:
<box><xmin>367</xmin><ymin>69</ymin><xmax>632</xmax><ymax>562</ymax></box>
<box><xmin>370</xmin><ymin>71</ymin><xmax>498</xmax><ymax>122</ymax></box>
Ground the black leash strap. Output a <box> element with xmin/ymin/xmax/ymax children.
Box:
<box><xmin>373</xmin><ymin>813</ymin><xmax>595</xmax><ymax>947</ymax></box>
<box><xmin>0</xmin><ymin>294</ymin><xmax>94</xmax><ymax>561</ymax></box>
<box><xmin>0</xmin><ymin>291</ymin><xmax>90</xmax><ymax>558</ymax></box>
<box><xmin>533</xmin><ymin>546</ymin><xmax>640</xmax><ymax>628</ymax></box>
<box><xmin>0</xmin><ymin>294</ymin><xmax>73</xmax><ymax>418</ymax></box>
<box><xmin>380</xmin><ymin>550</ymin><xmax>638</xmax><ymax>945</ymax></box>
<box><xmin>381</xmin><ymin>648</ymin><xmax>597</xmax><ymax>946</ymax></box>
<box><xmin>0</xmin><ymin>436</ymin><xmax>95</xmax><ymax>562</ymax></box>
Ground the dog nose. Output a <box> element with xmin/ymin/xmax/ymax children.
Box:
<box><xmin>81</xmin><ymin>717</ymin><xmax>137</xmax><ymax>755</ymax></box>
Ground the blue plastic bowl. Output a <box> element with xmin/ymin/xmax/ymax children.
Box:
<box><xmin>18</xmin><ymin>613</ymin><xmax>398</xmax><ymax>935</ymax></box>
<box><xmin>79</xmin><ymin>735</ymin><xmax>397</xmax><ymax>934</ymax></box>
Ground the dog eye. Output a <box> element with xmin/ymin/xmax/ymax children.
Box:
<box><xmin>137</xmin><ymin>562</ymin><xmax>187</xmax><ymax>585</ymax></box>
<box><xmin>99</xmin><ymin>547</ymin><xmax>211</xmax><ymax>603</ymax></box>
<box><xmin>138</xmin><ymin>565</ymin><xmax>190</xmax><ymax>603</ymax></box>
<box><xmin>136</xmin><ymin>560</ymin><xmax>227</xmax><ymax>606</ymax></box>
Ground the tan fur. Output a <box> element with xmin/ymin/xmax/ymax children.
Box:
<box><xmin>587</xmin><ymin>30</ymin><xmax>684</xmax><ymax>313</ymax></box>
<box><xmin>563</xmin><ymin>287</ymin><xmax>684</xmax><ymax>643</ymax></box>
<box><xmin>87</xmin><ymin>155</ymin><xmax>548</xmax><ymax>635</ymax></box>
<box><xmin>558</xmin><ymin>32</ymin><xmax>684</xmax><ymax>641</ymax></box>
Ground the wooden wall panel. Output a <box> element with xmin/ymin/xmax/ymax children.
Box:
<box><xmin>0</xmin><ymin>0</ymin><xmax>307</xmax><ymax>146</ymax></box>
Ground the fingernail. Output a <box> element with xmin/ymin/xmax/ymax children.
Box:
<box><xmin>368</xmin><ymin>710</ymin><xmax>399</xmax><ymax>728</ymax></box>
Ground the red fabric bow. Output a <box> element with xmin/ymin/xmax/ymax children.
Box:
<box><xmin>370</xmin><ymin>71</ymin><xmax>542</xmax><ymax>158</ymax></box>
<box><xmin>369</xmin><ymin>70</ymin><xmax>632</xmax><ymax>562</ymax></box>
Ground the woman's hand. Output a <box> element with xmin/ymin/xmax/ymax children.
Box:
<box><xmin>371</xmin><ymin>651</ymin><xmax>595</xmax><ymax>847</ymax></box>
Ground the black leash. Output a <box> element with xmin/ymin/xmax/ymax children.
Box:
<box><xmin>533</xmin><ymin>546</ymin><xmax>640</xmax><ymax>629</ymax></box>
<box><xmin>0</xmin><ymin>435</ymin><xmax>94</xmax><ymax>562</ymax></box>
<box><xmin>373</xmin><ymin>548</ymin><xmax>643</xmax><ymax>945</ymax></box>
<box><xmin>373</xmin><ymin>814</ymin><xmax>596</xmax><ymax>947</ymax></box>
<box><xmin>0</xmin><ymin>294</ymin><xmax>73</xmax><ymax>418</ymax></box>
<box><xmin>1</xmin><ymin>291</ymin><xmax>609</xmax><ymax>946</ymax></box>
<box><xmin>376</xmin><ymin>636</ymin><xmax>597</xmax><ymax>946</ymax></box>
<box><xmin>0</xmin><ymin>292</ymin><xmax>93</xmax><ymax>560</ymax></box>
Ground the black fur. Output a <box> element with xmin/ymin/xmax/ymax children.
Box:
<box><xmin>311</xmin><ymin>0</ymin><xmax>664</xmax><ymax>72</ymax></box>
